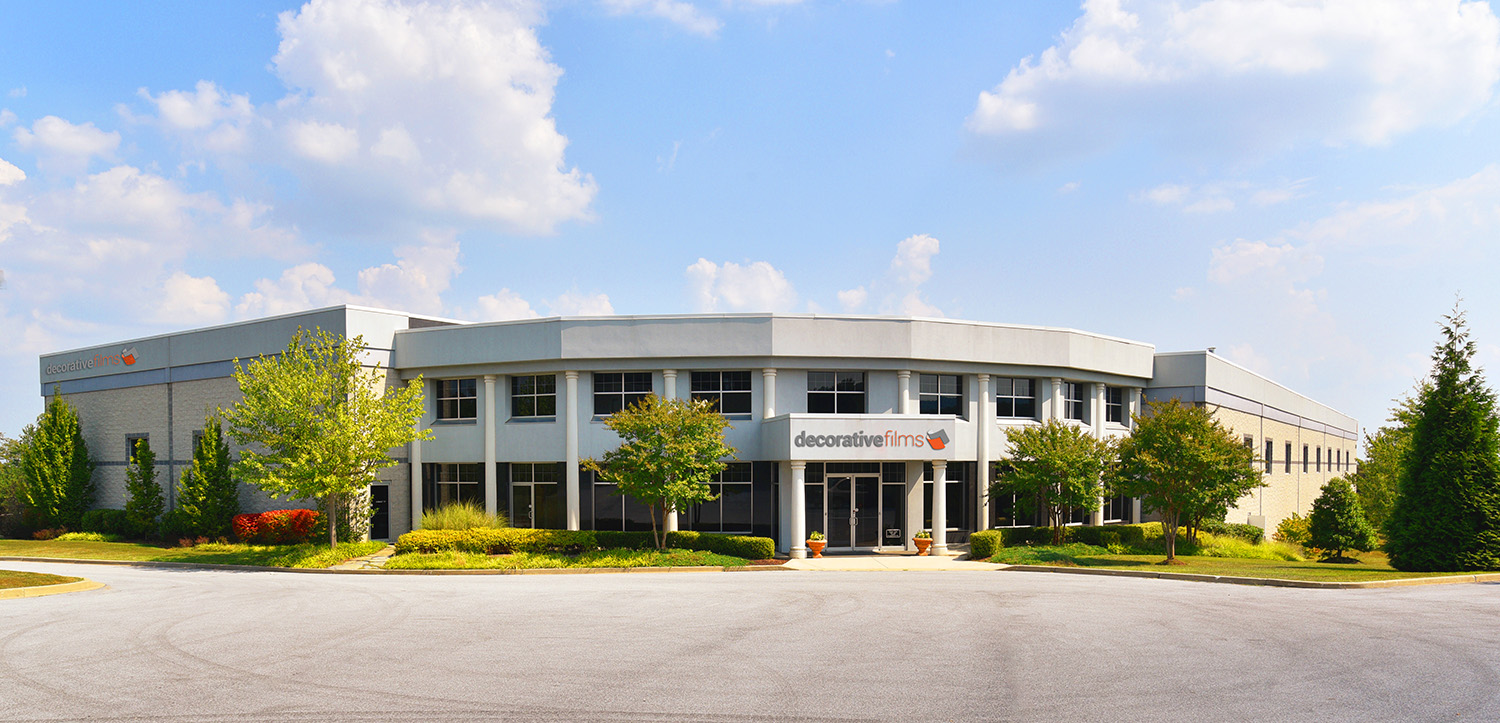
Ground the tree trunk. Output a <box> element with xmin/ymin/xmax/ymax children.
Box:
<box><xmin>328</xmin><ymin>492</ymin><xmax>339</xmax><ymax>549</ymax></box>
<box><xmin>1162</xmin><ymin>515</ymin><xmax>1177</xmax><ymax>561</ymax></box>
<box><xmin>650</xmin><ymin>501</ymin><xmax>662</xmax><ymax>551</ymax></box>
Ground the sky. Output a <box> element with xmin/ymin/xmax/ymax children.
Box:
<box><xmin>3</xmin><ymin>0</ymin><xmax>1500</xmax><ymax>445</ymax></box>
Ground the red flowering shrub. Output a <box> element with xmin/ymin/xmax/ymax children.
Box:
<box><xmin>232</xmin><ymin>509</ymin><xmax>320</xmax><ymax>544</ymax></box>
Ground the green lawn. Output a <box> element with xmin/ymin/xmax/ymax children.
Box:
<box><xmin>989</xmin><ymin>544</ymin><xmax>1492</xmax><ymax>583</ymax></box>
<box><xmin>385</xmin><ymin>547</ymin><xmax>750</xmax><ymax>570</ymax></box>
<box><xmin>1</xmin><ymin>569</ymin><xmax>83</xmax><ymax>590</ymax></box>
<box><xmin>0</xmin><ymin>539</ymin><xmax>386</xmax><ymax>569</ymax></box>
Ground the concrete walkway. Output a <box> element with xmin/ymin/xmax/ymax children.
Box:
<box><xmin>329</xmin><ymin>544</ymin><xmax>396</xmax><ymax>570</ymax></box>
<box><xmin>782</xmin><ymin>553</ymin><xmax>1003</xmax><ymax>571</ymax></box>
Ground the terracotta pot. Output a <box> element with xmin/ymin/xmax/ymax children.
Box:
<box><xmin>914</xmin><ymin>537</ymin><xmax>932</xmax><ymax>556</ymax></box>
<box><xmin>807</xmin><ymin>539</ymin><xmax>827</xmax><ymax>558</ymax></box>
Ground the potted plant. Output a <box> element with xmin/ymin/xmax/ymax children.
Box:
<box><xmin>807</xmin><ymin>530</ymin><xmax>827</xmax><ymax>558</ymax></box>
<box><xmin>913</xmin><ymin>529</ymin><xmax>933</xmax><ymax>556</ymax></box>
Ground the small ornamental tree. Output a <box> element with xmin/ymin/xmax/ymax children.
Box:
<box><xmin>1385</xmin><ymin>306</ymin><xmax>1500</xmax><ymax>571</ymax></box>
<box><xmin>584</xmin><ymin>395</ymin><xmax>736</xmax><ymax>550</ymax></box>
<box><xmin>19</xmin><ymin>389</ymin><xmax>96</xmax><ymax>529</ymax></box>
<box><xmin>222</xmin><ymin>327</ymin><xmax>430</xmax><ymax>549</ymax></box>
<box><xmin>123</xmin><ymin>438</ymin><xmax>164</xmax><ymax>539</ymax></box>
<box><xmin>1348</xmin><ymin>390</ymin><xmax>1421</xmax><ymax>532</ymax></box>
<box><xmin>992</xmin><ymin>420</ymin><xmax>1112</xmax><ymax>545</ymax></box>
<box><xmin>176</xmin><ymin>416</ymin><xmax>240</xmax><ymax>539</ymax></box>
<box><xmin>1111</xmin><ymin>398</ymin><xmax>1262</xmax><ymax>561</ymax></box>
<box><xmin>1308</xmin><ymin>477</ymin><xmax>1377</xmax><ymax>561</ymax></box>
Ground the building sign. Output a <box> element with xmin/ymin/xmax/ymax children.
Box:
<box><xmin>44</xmin><ymin>347</ymin><xmax>139</xmax><ymax>376</ymax></box>
<box><xmin>762</xmin><ymin>415</ymin><xmax>957</xmax><ymax>461</ymax></box>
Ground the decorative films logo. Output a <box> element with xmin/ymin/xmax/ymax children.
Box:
<box><xmin>44</xmin><ymin>347</ymin><xmax>141</xmax><ymax>376</ymax></box>
<box><xmin>925</xmin><ymin>429</ymin><xmax>949</xmax><ymax>450</ymax></box>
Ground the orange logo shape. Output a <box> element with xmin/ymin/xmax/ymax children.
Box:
<box><xmin>926</xmin><ymin>429</ymin><xmax>949</xmax><ymax>450</ymax></box>
<box><xmin>121</xmin><ymin>347</ymin><xmax>137</xmax><ymax>366</ymax></box>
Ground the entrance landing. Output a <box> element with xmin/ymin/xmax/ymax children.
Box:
<box><xmin>783</xmin><ymin>555</ymin><xmax>1003</xmax><ymax>572</ymax></box>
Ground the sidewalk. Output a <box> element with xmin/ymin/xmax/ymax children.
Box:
<box><xmin>329</xmin><ymin>544</ymin><xmax>396</xmax><ymax>570</ymax></box>
<box><xmin>782</xmin><ymin>554</ymin><xmax>1003</xmax><ymax>571</ymax></box>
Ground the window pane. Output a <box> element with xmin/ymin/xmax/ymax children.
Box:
<box><xmin>690</xmin><ymin>371</ymin><xmax>718</xmax><ymax>392</ymax></box>
<box><xmin>536</xmin><ymin>463</ymin><xmax>562</xmax><ymax>484</ymax></box>
<box><xmin>920</xmin><ymin>375</ymin><xmax>938</xmax><ymax>395</ymax></box>
<box><xmin>514</xmin><ymin>397</ymin><xmax>535</xmax><ymax>417</ymax></box>
<box><xmin>513</xmin><ymin>375</ymin><xmax>534</xmax><ymax>395</ymax></box>
<box><xmin>996</xmin><ymin>378</ymin><xmax>1013</xmax><ymax>396</ymax></box>
<box><xmin>940</xmin><ymin>375</ymin><xmax>959</xmax><ymax>395</ymax></box>
<box><xmin>920</xmin><ymin>397</ymin><xmax>939</xmax><ymax>415</ymax></box>
<box><xmin>722</xmin><ymin>371</ymin><xmax>752</xmax><ymax>391</ymax></box>
<box><xmin>439</xmin><ymin>379</ymin><xmax>457</xmax><ymax>398</ymax></box>
<box><xmin>459</xmin><ymin>378</ymin><xmax>476</xmax><ymax>397</ymax></box>
<box><xmin>836</xmin><ymin>394</ymin><xmax>866</xmax><ymax>414</ymax></box>
<box><xmin>807</xmin><ymin>372</ymin><xmax>835</xmax><ymax>392</ymax></box>
<box><xmin>593</xmin><ymin>484</ymin><xmax>623</xmax><ymax>531</ymax></box>
<box><xmin>1015</xmin><ymin>379</ymin><xmax>1032</xmax><ymax>397</ymax></box>
<box><xmin>721</xmin><ymin>485</ymin><xmax>753</xmax><ymax>532</ymax></box>
<box><xmin>534</xmin><ymin>484</ymin><xmax>562</xmax><ymax>529</ymax></box>
<box><xmin>511</xmin><ymin>463</ymin><xmax>532</xmax><ymax>483</ymax></box>
<box><xmin>623</xmin><ymin>372</ymin><xmax>653</xmax><ymax>392</ymax></box>
<box><xmin>808</xmin><ymin>393</ymin><xmax>835</xmax><ymax>413</ymax></box>
<box><xmin>997</xmin><ymin>398</ymin><xmax>1015</xmax><ymax>417</ymax></box>
<box><xmin>837</xmin><ymin>372</ymin><xmax>865</xmax><ymax>392</ymax></box>
<box><xmin>939</xmin><ymin>395</ymin><xmax>961</xmax><ymax>416</ymax></box>
<box><xmin>594</xmin><ymin>373</ymin><xmax>622</xmax><ymax>393</ymax></box>
<box><xmin>537</xmin><ymin>395</ymin><xmax>556</xmax><ymax>416</ymax></box>
<box><xmin>595</xmin><ymin>395</ymin><xmax>622</xmax><ymax>416</ymax></box>
<box><xmin>624</xmin><ymin>392</ymin><xmax>650</xmax><ymax>409</ymax></box>
<box><xmin>721</xmin><ymin>392</ymin><xmax>752</xmax><ymax>414</ymax></box>
<box><xmin>536</xmin><ymin>375</ymin><xmax>555</xmax><ymax>394</ymax></box>
<box><xmin>460</xmin><ymin>399</ymin><xmax>476</xmax><ymax>419</ymax></box>
<box><xmin>698</xmin><ymin>484</ymin><xmax>721</xmax><ymax>530</ymax></box>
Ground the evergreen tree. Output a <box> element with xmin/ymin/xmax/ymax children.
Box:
<box><xmin>18</xmin><ymin>389</ymin><xmax>95</xmax><ymax>529</ymax></box>
<box><xmin>1349</xmin><ymin>390</ymin><xmax>1421</xmax><ymax>531</ymax></box>
<box><xmin>1308</xmin><ymin>477</ymin><xmax>1377</xmax><ymax>561</ymax></box>
<box><xmin>177</xmin><ymin>416</ymin><xmax>240</xmax><ymax>539</ymax></box>
<box><xmin>1385</xmin><ymin>306</ymin><xmax>1500</xmax><ymax>571</ymax></box>
<box><xmin>123</xmin><ymin>438</ymin><xmax>164</xmax><ymax>539</ymax></box>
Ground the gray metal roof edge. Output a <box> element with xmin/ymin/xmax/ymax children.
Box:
<box><xmin>1158</xmin><ymin>349</ymin><xmax>1358</xmax><ymax>431</ymax></box>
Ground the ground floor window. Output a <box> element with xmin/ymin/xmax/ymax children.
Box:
<box><xmin>922</xmin><ymin>462</ymin><xmax>972</xmax><ymax>542</ymax></box>
<box><xmin>682</xmin><ymin>462</ymin><xmax>754</xmax><ymax>534</ymax></box>
<box><xmin>510</xmin><ymin>462</ymin><xmax>564</xmax><ymax>529</ymax></box>
<box><xmin>1101</xmin><ymin>493</ymin><xmax>1131</xmax><ymax>523</ymax></box>
<box><xmin>423</xmin><ymin>463</ymin><xmax>482</xmax><ymax>511</ymax></box>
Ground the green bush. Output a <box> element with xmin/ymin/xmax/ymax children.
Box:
<box><xmin>971</xmin><ymin>525</ymin><xmax>1147</xmax><ymax>556</ymax></box>
<box><xmin>394</xmin><ymin>527</ymin><xmax>775</xmax><ymax>559</ymax></box>
<box><xmin>669</xmin><ymin>530</ymin><xmax>775</xmax><ymax>560</ymax></box>
<box><xmin>969</xmin><ymin>530</ymin><xmax>1003</xmax><ymax>558</ymax></box>
<box><xmin>1273</xmin><ymin>513</ymin><xmax>1311</xmax><ymax>547</ymax></box>
<box><xmin>53</xmin><ymin>531</ymin><xmax>123</xmax><ymax>542</ymax></box>
<box><xmin>80</xmin><ymin>508</ymin><xmax>130</xmax><ymax>536</ymax></box>
<box><xmin>1201</xmin><ymin>519</ymin><xmax>1266</xmax><ymax>544</ymax></box>
<box><xmin>420</xmin><ymin>501</ymin><xmax>507</xmax><ymax>531</ymax></box>
<box><xmin>1196</xmin><ymin>533</ymin><xmax>1304</xmax><ymax>561</ymax></box>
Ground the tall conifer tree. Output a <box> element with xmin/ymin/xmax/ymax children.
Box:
<box><xmin>123</xmin><ymin>438</ymin><xmax>164</xmax><ymax>538</ymax></box>
<box><xmin>19</xmin><ymin>390</ymin><xmax>95</xmax><ymax>529</ymax></box>
<box><xmin>1385</xmin><ymin>306</ymin><xmax>1500</xmax><ymax>571</ymax></box>
<box><xmin>177</xmin><ymin>416</ymin><xmax>240</xmax><ymax>539</ymax></box>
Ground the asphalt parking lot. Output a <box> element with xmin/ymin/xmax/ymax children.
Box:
<box><xmin>2</xmin><ymin>562</ymin><xmax>1498</xmax><ymax>722</ymax></box>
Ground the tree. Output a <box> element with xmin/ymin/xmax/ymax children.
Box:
<box><xmin>991</xmin><ymin>420</ymin><xmax>1112</xmax><ymax>545</ymax></box>
<box><xmin>18</xmin><ymin>389</ymin><xmax>95</xmax><ymax>529</ymax></box>
<box><xmin>1308</xmin><ymin>477</ymin><xmax>1377</xmax><ymax>561</ymax></box>
<box><xmin>0</xmin><ymin>434</ymin><xmax>27</xmax><ymax>537</ymax></box>
<box><xmin>176</xmin><ymin>416</ymin><xmax>240</xmax><ymax>539</ymax></box>
<box><xmin>1348</xmin><ymin>391</ymin><xmax>1420</xmax><ymax>532</ymax></box>
<box><xmin>222</xmin><ymin>327</ymin><xmax>430</xmax><ymax>548</ymax></box>
<box><xmin>123</xmin><ymin>438</ymin><xmax>164</xmax><ymax>539</ymax></box>
<box><xmin>1111</xmin><ymin>398</ymin><xmax>1262</xmax><ymax>561</ymax></box>
<box><xmin>584</xmin><ymin>395</ymin><xmax>736</xmax><ymax>550</ymax></box>
<box><xmin>1385</xmin><ymin>306</ymin><xmax>1500</xmax><ymax>571</ymax></box>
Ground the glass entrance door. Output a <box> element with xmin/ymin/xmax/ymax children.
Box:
<box><xmin>511</xmin><ymin>483</ymin><xmax>561</xmax><ymax>529</ymax></box>
<box><xmin>826</xmin><ymin>475</ymin><xmax>880</xmax><ymax>549</ymax></box>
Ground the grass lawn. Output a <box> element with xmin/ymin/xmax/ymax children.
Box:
<box><xmin>385</xmin><ymin>547</ymin><xmax>751</xmax><ymax>570</ymax></box>
<box><xmin>0</xmin><ymin>539</ymin><xmax>387</xmax><ymax>569</ymax></box>
<box><xmin>989</xmin><ymin>544</ymin><xmax>1492</xmax><ymax>583</ymax></box>
<box><xmin>1</xmin><ymin>569</ymin><xmax>83</xmax><ymax>590</ymax></box>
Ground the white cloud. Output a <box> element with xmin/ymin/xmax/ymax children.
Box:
<box><xmin>12</xmin><ymin>116</ymin><xmax>120</xmax><ymax>174</ymax></box>
<box><xmin>7</xmin><ymin>87</ymin><xmax>24</xmax><ymax>99</ymax></box>
<box><xmin>968</xmin><ymin>0</ymin><xmax>1500</xmax><ymax>162</ymax></box>
<box><xmin>601</xmin><ymin>0</ymin><xmax>723</xmax><ymax>37</ymax></box>
<box><xmin>1184</xmin><ymin>197</ymin><xmax>1235</xmax><ymax>214</ymax></box>
<box><xmin>151</xmin><ymin>272</ymin><xmax>230</xmax><ymax>325</ymax></box>
<box><xmin>1143</xmin><ymin>183</ymin><xmax>1190</xmax><ymax>204</ymax></box>
<box><xmin>1057</xmin><ymin>181</ymin><xmax>1080</xmax><ymax>194</ymax></box>
<box><xmin>287</xmin><ymin>120</ymin><xmax>359</xmax><ymax>164</ymax></box>
<box><xmin>1208</xmin><ymin>239</ymin><xmax>1322</xmax><ymax>285</ymax></box>
<box><xmin>836</xmin><ymin>234</ymin><xmax>945</xmax><ymax>316</ymax></box>
<box><xmin>0</xmin><ymin>157</ymin><xmax>24</xmax><ymax>186</ymax></box>
<box><xmin>235</xmin><ymin>263</ymin><xmax>353</xmax><ymax>318</ymax></box>
<box><xmin>836</xmin><ymin>286</ymin><xmax>868</xmax><ymax>312</ymax></box>
<box><xmin>545</xmin><ymin>290</ymin><xmax>614</xmax><ymax>316</ymax></box>
<box><xmin>685</xmin><ymin>257</ymin><xmax>798</xmax><ymax>312</ymax></box>
<box><xmin>1139</xmin><ymin>178</ymin><xmax>1309</xmax><ymax>213</ymax></box>
<box><xmin>136</xmin><ymin>81</ymin><xmax>257</xmax><ymax>154</ymax></box>
<box><xmin>0</xmin><ymin>110</ymin><xmax>15</xmax><ymax>127</ymax></box>
<box><xmin>354</xmin><ymin>230</ymin><xmax>461</xmax><ymax>315</ymax></box>
<box><xmin>889</xmin><ymin>234</ymin><xmax>939</xmax><ymax>289</ymax></box>
<box><xmin>475</xmin><ymin>289</ymin><xmax>540</xmax><ymax>321</ymax></box>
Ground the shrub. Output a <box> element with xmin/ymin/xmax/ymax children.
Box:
<box><xmin>54</xmin><ymin>531</ymin><xmax>122</xmax><ymax>542</ymax></box>
<box><xmin>80</xmin><ymin>508</ymin><xmax>130</xmax><ymax>536</ymax></box>
<box><xmin>593</xmin><ymin>530</ymin><xmax>774</xmax><ymax>559</ymax></box>
<box><xmin>1309</xmin><ymin>477</ymin><xmax>1378</xmax><ymax>560</ymax></box>
<box><xmin>32</xmin><ymin>527</ymin><xmax>66</xmax><ymax>540</ymax></box>
<box><xmin>1200</xmin><ymin>519</ymin><xmax>1266</xmax><ymax>544</ymax></box>
<box><xmin>395</xmin><ymin>528</ymin><xmax>596</xmax><ymax>555</ymax></box>
<box><xmin>232</xmin><ymin>509</ymin><xmax>321</xmax><ymax>544</ymax></box>
<box><xmin>970</xmin><ymin>530</ymin><xmax>1003</xmax><ymax>558</ymax></box>
<box><xmin>176</xmin><ymin>416</ymin><xmax>240</xmax><ymax>539</ymax></box>
<box><xmin>1273</xmin><ymin>513</ymin><xmax>1311</xmax><ymax>547</ymax></box>
<box><xmin>421</xmin><ymin>501</ymin><xmax>506</xmax><ymax>531</ymax></box>
<box><xmin>123</xmin><ymin>439</ymin><xmax>164</xmax><ymax>539</ymax></box>
<box><xmin>1196</xmin><ymin>533</ymin><xmax>1304</xmax><ymax>561</ymax></box>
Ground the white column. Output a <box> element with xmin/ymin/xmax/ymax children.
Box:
<box><xmin>977</xmin><ymin>374</ymin><xmax>992</xmax><ymax>532</ymax></box>
<box><xmin>663</xmin><ymin>369</ymin><xmax>679</xmax><ymax>533</ymax></box>
<box><xmin>565</xmin><ymin>370</ymin><xmax>580</xmax><ymax>531</ymax></box>
<box><xmin>1129</xmin><ymin>387</ymin><xmax>1142</xmax><ymax>523</ymax></box>
<box><xmin>790</xmin><ymin>461</ymin><xmax>808</xmax><ymax>559</ymax></box>
<box><xmin>409</xmin><ymin>418</ymin><xmax>423</xmax><ymax>531</ymax></box>
<box><xmin>932</xmin><ymin>460</ymin><xmax>949</xmax><ymax>555</ymax></box>
<box><xmin>483</xmin><ymin>374</ymin><xmax>498</xmax><ymax>518</ymax></box>
<box><xmin>1091</xmin><ymin>382</ymin><xmax>1106</xmax><ymax>526</ymax></box>
<box><xmin>898</xmin><ymin>370</ymin><xmax>912</xmax><ymax>415</ymax></box>
<box><xmin>762</xmin><ymin>368</ymin><xmax>777</xmax><ymax>419</ymax></box>
<box><xmin>1049</xmin><ymin>378</ymin><xmax>1063</xmax><ymax>421</ymax></box>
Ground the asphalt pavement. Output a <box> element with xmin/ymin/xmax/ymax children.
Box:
<box><xmin>2</xmin><ymin>561</ymin><xmax>1498</xmax><ymax>722</ymax></box>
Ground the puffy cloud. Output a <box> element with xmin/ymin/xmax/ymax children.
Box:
<box><xmin>968</xmin><ymin>0</ymin><xmax>1500</xmax><ymax>163</ymax></box>
<box><xmin>600</xmin><ymin>0</ymin><xmax>723</xmax><ymax>37</ymax></box>
<box><xmin>545</xmin><ymin>290</ymin><xmax>614</xmax><ymax>316</ymax></box>
<box><xmin>834</xmin><ymin>234</ymin><xmax>945</xmax><ymax>317</ymax></box>
<box><xmin>135</xmin><ymin>81</ymin><xmax>257</xmax><ymax>154</ymax></box>
<box><xmin>1138</xmin><ymin>178</ymin><xmax>1309</xmax><ymax>213</ymax></box>
<box><xmin>0</xmin><ymin>157</ymin><xmax>24</xmax><ymax>186</ymax></box>
<box><xmin>12</xmin><ymin>116</ymin><xmax>120</xmax><ymax>174</ymax></box>
<box><xmin>836</xmin><ymin>286</ymin><xmax>868</xmax><ymax>312</ymax></box>
<box><xmin>475</xmin><ymin>289</ymin><xmax>540</xmax><ymax>321</ymax></box>
<box><xmin>685</xmin><ymin>257</ymin><xmax>798</xmax><ymax>312</ymax></box>
<box><xmin>1208</xmin><ymin>239</ymin><xmax>1322</xmax><ymax>285</ymax></box>
<box><xmin>150</xmin><ymin>272</ymin><xmax>231</xmax><ymax>325</ymax></box>
<box><xmin>354</xmin><ymin>231</ymin><xmax>461</xmax><ymax>314</ymax></box>
<box><xmin>236</xmin><ymin>263</ymin><xmax>353</xmax><ymax>318</ymax></box>
<box><xmin>286</xmin><ymin>119</ymin><xmax>359</xmax><ymax>164</ymax></box>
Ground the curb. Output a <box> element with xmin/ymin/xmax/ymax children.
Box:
<box><xmin>999</xmin><ymin>564</ymin><xmax>1500</xmax><ymax>589</ymax></box>
<box><xmin>0</xmin><ymin>556</ymin><xmax>790</xmax><ymax>576</ymax></box>
<box><xmin>0</xmin><ymin>579</ymin><xmax>107</xmax><ymax>600</ymax></box>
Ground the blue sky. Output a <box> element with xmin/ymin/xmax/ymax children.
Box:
<box><xmin>3</xmin><ymin>0</ymin><xmax>1500</xmax><ymax>443</ymax></box>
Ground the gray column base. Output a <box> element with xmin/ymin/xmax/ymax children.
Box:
<box><xmin>790</xmin><ymin>547</ymin><xmax>808</xmax><ymax>559</ymax></box>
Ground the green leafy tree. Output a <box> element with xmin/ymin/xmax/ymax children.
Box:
<box><xmin>584</xmin><ymin>395</ymin><xmax>736</xmax><ymax>550</ymax></box>
<box><xmin>18</xmin><ymin>390</ymin><xmax>96</xmax><ymax>529</ymax></box>
<box><xmin>1111</xmin><ymin>398</ymin><xmax>1262</xmax><ymax>561</ymax></box>
<box><xmin>1348</xmin><ymin>391</ymin><xmax>1421</xmax><ymax>532</ymax></box>
<box><xmin>1385</xmin><ymin>307</ymin><xmax>1500</xmax><ymax>571</ymax></box>
<box><xmin>123</xmin><ymin>438</ymin><xmax>164</xmax><ymax>539</ymax></box>
<box><xmin>176</xmin><ymin>416</ymin><xmax>240</xmax><ymax>539</ymax></box>
<box><xmin>1308</xmin><ymin>477</ymin><xmax>1377</xmax><ymax>561</ymax></box>
<box><xmin>0</xmin><ymin>434</ymin><xmax>27</xmax><ymax>536</ymax></box>
<box><xmin>992</xmin><ymin>420</ymin><xmax>1112</xmax><ymax>545</ymax></box>
<box><xmin>222</xmin><ymin>327</ymin><xmax>430</xmax><ymax>548</ymax></box>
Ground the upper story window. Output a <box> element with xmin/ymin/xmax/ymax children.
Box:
<box><xmin>510</xmin><ymin>374</ymin><xmax>557</xmax><ymax>418</ymax></box>
<box><xmin>593</xmin><ymin>372</ymin><xmax>652</xmax><ymax>416</ymax></box>
<box><xmin>126</xmin><ymin>435</ymin><xmax>148</xmax><ymax>463</ymax></box>
<box><xmin>1285</xmin><ymin>442</ymin><xmax>1293</xmax><ymax>474</ymax></box>
<box><xmin>807</xmin><ymin>371</ymin><xmax>866</xmax><ymax>414</ymax></box>
<box><xmin>691</xmin><ymin>371</ymin><xmax>753</xmax><ymax>415</ymax></box>
<box><xmin>1064</xmin><ymin>382</ymin><xmax>1086</xmax><ymax>421</ymax></box>
<box><xmin>1105</xmin><ymin>386</ymin><xmax>1125</xmax><ymax>424</ymax></box>
<box><xmin>1316</xmin><ymin>447</ymin><xmax>1322</xmax><ymax>472</ymax></box>
<box><xmin>919</xmin><ymin>374</ymin><xmax>962</xmax><ymax>415</ymax></box>
<box><xmin>1264</xmin><ymin>439</ymin><xmax>1274</xmax><ymax>474</ymax></box>
<box><xmin>995</xmin><ymin>378</ymin><xmax>1036</xmax><ymax>419</ymax></box>
<box><xmin>1303</xmin><ymin>444</ymin><xmax>1310</xmax><ymax>473</ymax></box>
<box><xmin>436</xmin><ymin>379</ymin><xmax>477</xmax><ymax>421</ymax></box>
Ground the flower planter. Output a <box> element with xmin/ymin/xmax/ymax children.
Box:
<box><xmin>914</xmin><ymin>537</ymin><xmax>932</xmax><ymax>556</ymax></box>
<box><xmin>807</xmin><ymin>539</ymin><xmax>827</xmax><ymax>558</ymax></box>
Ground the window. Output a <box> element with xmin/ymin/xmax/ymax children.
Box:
<box><xmin>1303</xmin><ymin>444</ymin><xmax>1310</xmax><ymax>473</ymax></box>
<box><xmin>593</xmin><ymin>372</ymin><xmax>652</xmax><ymax>415</ymax></box>
<box><xmin>690</xmin><ymin>371</ymin><xmax>753</xmax><ymax>415</ymax></box>
<box><xmin>1243</xmin><ymin>434</ymin><xmax>1254</xmax><ymax>450</ymax></box>
<box><xmin>1316</xmin><ymin>447</ymin><xmax>1322</xmax><ymax>472</ymax></box>
<box><xmin>1105</xmin><ymin>387</ymin><xmax>1125</xmax><ymax>424</ymax></box>
<box><xmin>429</xmin><ymin>463</ymin><xmax>480</xmax><ymax>510</ymax></box>
<box><xmin>919</xmin><ymin>374</ymin><xmax>962</xmax><ymax>415</ymax></box>
<box><xmin>1264</xmin><ymin>439</ymin><xmax>1274</xmax><ymax>474</ymax></box>
<box><xmin>510</xmin><ymin>374</ymin><xmax>557</xmax><ymax>418</ymax></box>
<box><xmin>1285</xmin><ymin>442</ymin><xmax>1293</xmax><ymax>474</ymax></box>
<box><xmin>436</xmin><ymin>378</ymin><xmax>477</xmax><ymax>420</ymax></box>
<box><xmin>126</xmin><ymin>435</ymin><xmax>148</xmax><ymax>463</ymax></box>
<box><xmin>1102</xmin><ymin>494</ymin><xmax>1131</xmax><ymax>523</ymax></box>
<box><xmin>1064</xmin><ymin>382</ymin><xmax>1085</xmax><ymax>421</ymax></box>
<box><xmin>995</xmin><ymin>378</ymin><xmax>1037</xmax><ymax>419</ymax></box>
<box><xmin>807</xmin><ymin>371</ymin><xmax>866</xmax><ymax>414</ymax></box>
<box><xmin>510</xmin><ymin>462</ymin><xmax>563</xmax><ymax>529</ymax></box>
<box><xmin>684</xmin><ymin>462</ymin><xmax>754</xmax><ymax>533</ymax></box>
